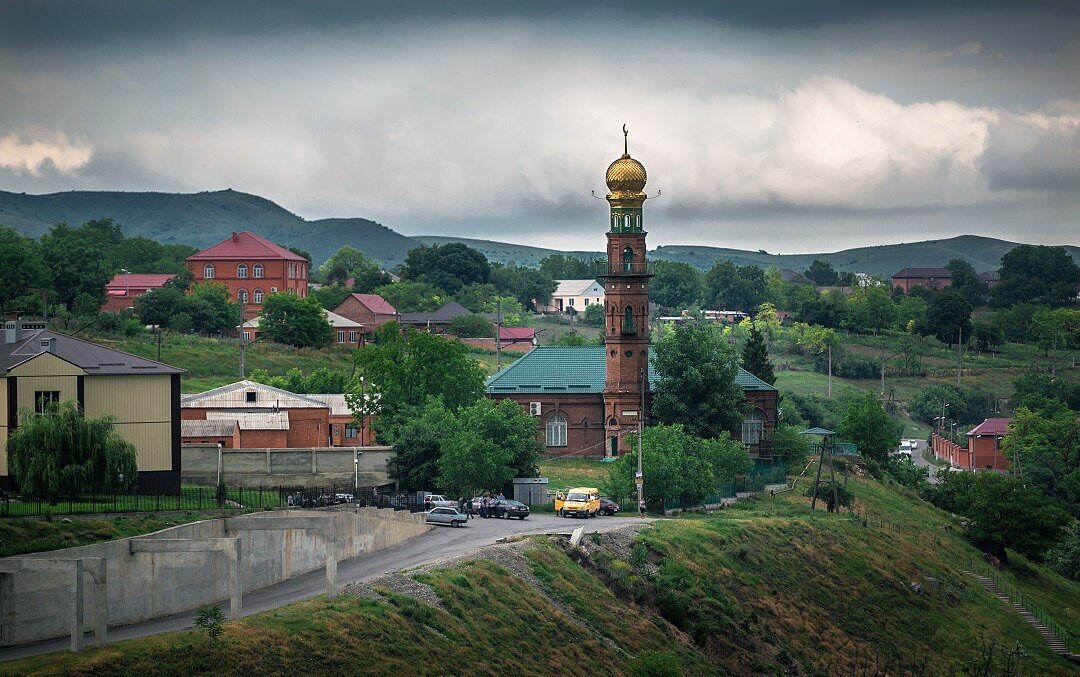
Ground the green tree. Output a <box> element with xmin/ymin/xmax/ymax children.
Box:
<box><xmin>804</xmin><ymin>260</ymin><xmax>840</xmax><ymax>286</ymax></box>
<box><xmin>740</xmin><ymin>326</ymin><xmax>776</xmax><ymax>385</ymax></box>
<box><xmin>400</xmin><ymin>243</ymin><xmax>490</xmax><ymax>294</ymax></box>
<box><xmin>1046</xmin><ymin>522</ymin><xmax>1080</xmax><ymax>581</ymax></box>
<box><xmin>7</xmin><ymin>402</ymin><xmax>137</xmax><ymax>499</ymax></box>
<box><xmin>133</xmin><ymin>285</ymin><xmax>188</xmax><ymax>328</ymax></box>
<box><xmin>945</xmin><ymin>258</ymin><xmax>988</xmax><ymax>306</ymax></box>
<box><xmin>539</xmin><ymin>254</ymin><xmax>594</xmax><ymax>279</ymax></box>
<box><xmin>972</xmin><ymin>320</ymin><xmax>1003</xmax><ymax>353</ymax></box>
<box><xmin>1032</xmin><ymin>307</ymin><xmax>1080</xmax><ymax>377</ymax></box>
<box><xmin>454</xmin><ymin>283</ymin><xmax>525</xmax><ymax>325</ymax></box>
<box><xmin>651</xmin><ymin>260</ymin><xmax>704</xmax><ymax>310</ymax></box>
<box><xmin>40</xmin><ymin>221</ymin><xmax>116</xmax><ymax>307</ymax></box>
<box><xmin>447</xmin><ymin>313</ymin><xmax>495</xmax><ymax>338</ymax></box>
<box><xmin>994</xmin><ymin>244</ymin><xmax>1080</xmax><ymax>308</ymax></box>
<box><xmin>1000</xmin><ymin>406</ymin><xmax>1079</xmax><ymax>518</ymax></box>
<box><xmin>311</xmin><ymin>284</ymin><xmax>351</xmax><ymax>311</ymax></box>
<box><xmin>186</xmin><ymin>282</ymin><xmax>240</xmax><ymax>334</ymax></box>
<box><xmin>579</xmin><ymin>303</ymin><xmax>605</xmax><ymax>327</ymax></box>
<box><xmin>836</xmin><ymin>393</ymin><xmax>899</xmax><ymax>464</ymax></box>
<box><xmin>372</xmin><ymin>281</ymin><xmax>444</xmax><ymax>312</ymax></box>
<box><xmin>921</xmin><ymin>290</ymin><xmax>972</xmax><ymax>346</ymax></box>
<box><xmin>1014</xmin><ymin>371</ymin><xmax>1080</xmax><ymax>411</ymax></box>
<box><xmin>703</xmin><ymin>261</ymin><xmax>765</xmax><ymax>311</ymax></box>
<box><xmin>318</xmin><ymin>245</ymin><xmax>391</xmax><ymax>291</ymax></box>
<box><xmin>436</xmin><ymin>399</ymin><xmax>540</xmax><ymax>497</ymax></box>
<box><xmin>491</xmin><ymin>264</ymin><xmax>557</xmax><ymax>310</ymax></box>
<box><xmin>843</xmin><ymin>285</ymin><xmax>898</xmax><ymax>333</ymax></box>
<box><xmin>769</xmin><ymin>423</ymin><xmax>811</xmax><ymax>466</ymax></box>
<box><xmin>652</xmin><ymin>322</ymin><xmax>746</xmax><ymax>438</ymax></box>
<box><xmin>0</xmin><ymin>226</ymin><xmax>48</xmax><ymax>313</ymax></box>
<box><xmin>608</xmin><ymin>425</ymin><xmax>715</xmax><ymax>508</ymax></box>
<box><xmin>383</xmin><ymin>399</ymin><xmax>457</xmax><ymax>491</ymax></box>
<box><xmin>896</xmin><ymin>295</ymin><xmax>929</xmax><ymax>332</ymax></box>
<box><xmin>358</xmin><ymin>323</ymin><xmax>486</xmax><ymax>434</ymax></box>
<box><xmin>259</xmin><ymin>293</ymin><xmax>334</xmax><ymax>347</ymax></box>
<box><xmin>553</xmin><ymin>330</ymin><xmax>588</xmax><ymax>346</ymax></box>
<box><xmin>248</xmin><ymin>367</ymin><xmax>354</xmax><ymax>394</ymax></box>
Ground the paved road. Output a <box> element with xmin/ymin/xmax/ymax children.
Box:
<box><xmin>0</xmin><ymin>511</ymin><xmax>646</xmax><ymax>662</ymax></box>
<box><xmin>908</xmin><ymin>439</ymin><xmax>942</xmax><ymax>484</ymax></box>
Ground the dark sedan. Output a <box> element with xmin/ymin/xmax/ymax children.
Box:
<box><xmin>599</xmin><ymin>498</ymin><xmax>620</xmax><ymax>516</ymax></box>
<box><xmin>492</xmin><ymin>499</ymin><xmax>530</xmax><ymax>519</ymax></box>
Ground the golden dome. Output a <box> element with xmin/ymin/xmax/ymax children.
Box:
<box><xmin>605</xmin><ymin>153</ymin><xmax>647</xmax><ymax>194</ymax></box>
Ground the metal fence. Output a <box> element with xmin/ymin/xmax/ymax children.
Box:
<box><xmin>0</xmin><ymin>483</ymin><xmax>403</xmax><ymax>517</ymax></box>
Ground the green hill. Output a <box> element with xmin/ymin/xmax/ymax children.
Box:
<box><xmin>0</xmin><ymin>189</ymin><xmax>415</xmax><ymax>267</ymax></box>
<box><xmin>10</xmin><ymin>472</ymin><xmax>1077</xmax><ymax>675</ymax></box>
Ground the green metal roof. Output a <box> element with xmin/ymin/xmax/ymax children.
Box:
<box><xmin>800</xmin><ymin>427</ymin><xmax>837</xmax><ymax>436</ymax></box>
<box><xmin>485</xmin><ymin>346</ymin><xmax>777</xmax><ymax>394</ymax></box>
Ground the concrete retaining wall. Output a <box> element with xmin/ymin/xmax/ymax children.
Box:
<box><xmin>181</xmin><ymin>445</ymin><xmax>395</xmax><ymax>488</ymax></box>
<box><xmin>0</xmin><ymin>507</ymin><xmax>428</xmax><ymax>646</ymax></box>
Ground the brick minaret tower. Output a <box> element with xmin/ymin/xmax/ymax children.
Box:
<box><xmin>601</xmin><ymin>126</ymin><xmax>652</xmax><ymax>457</ymax></box>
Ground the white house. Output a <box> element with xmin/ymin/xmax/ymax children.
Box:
<box><xmin>540</xmin><ymin>279</ymin><xmax>606</xmax><ymax>313</ymax></box>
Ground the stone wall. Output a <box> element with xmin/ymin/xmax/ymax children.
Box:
<box><xmin>181</xmin><ymin>445</ymin><xmax>394</xmax><ymax>488</ymax></box>
<box><xmin>0</xmin><ymin>507</ymin><xmax>428</xmax><ymax>646</ymax></box>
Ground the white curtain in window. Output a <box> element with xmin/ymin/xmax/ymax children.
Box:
<box><xmin>741</xmin><ymin>410</ymin><xmax>764</xmax><ymax>444</ymax></box>
<box><xmin>546</xmin><ymin>413</ymin><xmax>567</xmax><ymax>447</ymax></box>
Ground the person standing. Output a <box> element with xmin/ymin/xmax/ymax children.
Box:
<box><xmin>466</xmin><ymin>496</ymin><xmax>475</xmax><ymax>519</ymax></box>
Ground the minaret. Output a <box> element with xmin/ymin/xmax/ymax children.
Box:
<box><xmin>601</xmin><ymin>126</ymin><xmax>651</xmax><ymax>457</ymax></box>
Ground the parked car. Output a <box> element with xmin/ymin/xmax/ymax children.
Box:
<box><xmin>555</xmin><ymin>487</ymin><xmax>600</xmax><ymax>518</ymax></box>
<box><xmin>424</xmin><ymin>494</ymin><xmax>457</xmax><ymax>509</ymax></box>
<box><xmin>599</xmin><ymin>497</ymin><xmax>620</xmax><ymax>516</ymax></box>
<box><xmin>491</xmin><ymin>499</ymin><xmax>530</xmax><ymax>519</ymax></box>
<box><xmin>426</xmin><ymin>507</ymin><xmax>468</xmax><ymax>527</ymax></box>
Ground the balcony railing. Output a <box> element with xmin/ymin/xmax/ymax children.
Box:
<box><xmin>590</xmin><ymin>261</ymin><xmax>655</xmax><ymax>277</ymax></box>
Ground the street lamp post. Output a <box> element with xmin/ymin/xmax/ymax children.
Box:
<box><xmin>354</xmin><ymin>454</ymin><xmax>359</xmax><ymax>505</ymax></box>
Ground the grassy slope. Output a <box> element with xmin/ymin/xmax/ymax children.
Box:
<box><xmin>10</xmin><ymin>474</ymin><xmax>1077</xmax><ymax>676</ymax></box>
<box><xmin>0</xmin><ymin>512</ymin><xmax>220</xmax><ymax>557</ymax></box>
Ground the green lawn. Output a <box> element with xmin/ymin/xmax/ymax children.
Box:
<box><xmin>0</xmin><ymin>512</ymin><xmax>220</xmax><ymax>557</ymax></box>
<box><xmin>539</xmin><ymin>457</ymin><xmax>611</xmax><ymax>491</ymax></box>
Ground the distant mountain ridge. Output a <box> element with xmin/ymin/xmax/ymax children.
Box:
<box><xmin>1</xmin><ymin>189</ymin><xmax>1075</xmax><ymax>277</ymax></box>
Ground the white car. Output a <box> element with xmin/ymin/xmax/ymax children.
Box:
<box><xmin>424</xmin><ymin>494</ymin><xmax>457</xmax><ymax>509</ymax></box>
<box><xmin>426</xmin><ymin>507</ymin><xmax>468</xmax><ymax>527</ymax></box>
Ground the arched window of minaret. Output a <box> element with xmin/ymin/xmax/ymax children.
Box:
<box><xmin>622</xmin><ymin>247</ymin><xmax>634</xmax><ymax>274</ymax></box>
<box><xmin>623</xmin><ymin>306</ymin><xmax>634</xmax><ymax>334</ymax></box>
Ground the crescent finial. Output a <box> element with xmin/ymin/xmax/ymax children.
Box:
<box><xmin>622</xmin><ymin>124</ymin><xmax>628</xmax><ymax>155</ymax></box>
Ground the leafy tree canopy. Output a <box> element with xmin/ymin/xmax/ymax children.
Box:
<box><xmin>804</xmin><ymin>259</ymin><xmax>840</xmax><ymax>286</ymax></box>
<box><xmin>372</xmin><ymin>281</ymin><xmax>444</xmax><ymax>312</ymax></box>
<box><xmin>318</xmin><ymin>245</ymin><xmax>390</xmax><ymax>292</ymax></box>
<box><xmin>400</xmin><ymin>243</ymin><xmax>490</xmax><ymax>294</ymax></box>
<box><xmin>248</xmin><ymin>367</ymin><xmax>355</xmax><ymax>394</ymax></box>
<box><xmin>1000</xmin><ymin>406</ymin><xmax>1079</xmax><ymax>518</ymax></box>
<box><xmin>491</xmin><ymin>264</ymin><xmax>557</xmax><ymax>310</ymax></box>
<box><xmin>539</xmin><ymin>254</ymin><xmax>595</xmax><ymax>280</ymax></box>
<box><xmin>740</xmin><ymin>325</ymin><xmax>776</xmax><ymax>385</ymax></box>
<box><xmin>994</xmin><ymin>244</ymin><xmax>1080</xmax><ymax>308</ymax></box>
<box><xmin>447</xmin><ymin>313</ymin><xmax>495</xmax><ymax>338</ymax></box>
<box><xmin>8</xmin><ymin>402</ymin><xmax>137</xmax><ymax>499</ymax></box>
<box><xmin>384</xmin><ymin>398</ymin><xmax>457</xmax><ymax>491</ymax></box>
<box><xmin>945</xmin><ymin>258</ymin><xmax>988</xmax><ymax>306</ymax></box>
<box><xmin>259</xmin><ymin>292</ymin><xmax>334</xmax><ymax>348</ymax></box>
<box><xmin>652</xmin><ymin>322</ymin><xmax>746</xmax><ymax>438</ymax></box>
<box><xmin>921</xmin><ymin>290</ymin><xmax>972</xmax><ymax>345</ymax></box>
<box><xmin>651</xmin><ymin>260</ymin><xmax>705</xmax><ymax>310</ymax></box>
<box><xmin>704</xmin><ymin>261</ymin><xmax>766</xmax><ymax>311</ymax></box>
<box><xmin>0</xmin><ymin>226</ymin><xmax>49</xmax><ymax>313</ymax></box>
<box><xmin>436</xmin><ymin>398</ymin><xmax>541</xmax><ymax>497</ymax></box>
<box><xmin>836</xmin><ymin>392</ymin><xmax>899</xmax><ymax>464</ymax></box>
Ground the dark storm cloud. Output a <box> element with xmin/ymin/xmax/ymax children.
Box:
<box><xmin>3</xmin><ymin>0</ymin><xmax>1077</xmax><ymax>47</ymax></box>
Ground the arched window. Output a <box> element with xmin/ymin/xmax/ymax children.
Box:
<box><xmin>203</xmin><ymin>264</ymin><xmax>215</xmax><ymax>279</ymax></box>
<box><xmin>742</xmin><ymin>410</ymin><xmax>764</xmax><ymax>445</ymax></box>
<box><xmin>237</xmin><ymin>289</ymin><xmax>249</xmax><ymax>304</ymax></box>
<box><xmin>253</xmin><ymin>289</ymin><xmax>264</xmax><ymax>304</ymax></box>
<box><xmin>623</xmin><ymin>306</ymin><xmax>634</xmax><ymax>334</ymax></box>
<box><xmin>253</xmin><ymin>264</ymin><xmax>264</xmax><ymax>278</ymax></box>
<box><xmin>622</xmin><ymin>247</ymin><xmax>634</xmax><ymax>273</ymax></box>
<box><xmin>237</xmin><ymin>264</ymin><xmax>248</xmax><ymax>278</ymax></box>
<box><xmin>545</xmin><ymin>414</ymin><xmax>567</xmax><ymax>447</ymax></box>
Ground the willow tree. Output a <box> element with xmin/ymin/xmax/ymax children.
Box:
<box><xmin>7</xmin><ymin>402</ymin><xmax>137</xmax><ymax>499</ymax></box>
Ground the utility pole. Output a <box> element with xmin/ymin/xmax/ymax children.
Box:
<box><xmin>827</xmin><ymin>344</ymin><xmax>833</xmax><ymax>397</ymax></box>
<box><xmin>957</xmin><ymin>326</ymin><xmax>963</xmax><ymax>386</ymax></box>
<box><xmin>880</xmin><ymin>334</ymin><xmax>886</xmax><ymax>396</ymax></box>
<box><xmin>239</xmin><ymin>298</ymin><xmax>246</xmax><ymax>379</ymax></box>
<box><xmin>156</xmin><ymin>325</ymin><xmax>162</xmax><ymax>362</ymax></box>
<box><xmin>496</xmin><ymin>297</ymin><xmax>502</xmax><ymax>371</ymax></box>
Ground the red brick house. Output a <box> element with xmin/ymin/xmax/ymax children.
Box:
<box><xmin>891</xmin><ymin>268</ymin><xmax>952</xmax><ymax>293</ymax></box>
<box><xmin>186</xmin><ymin>231</ymin><xmax>309</xmax><ymax>318</ymax></box>
<box><xmin>485</xmin><ymin>135</ymin><xmax>778</xmax><ymax>460</ymax></box>
<box><xmin>331</xmin><ymin>293</ymin><xmax>397</xmax><ymax>335</ymax></box>
<box><xmin>101</xmin><ymin>273</ymin><xmax>176</xmax><ymax>312</ymax></box>
<box><xmin>966</xmin><ymin>418</ymin><xmax>1011</xmax><ymax>470</ymax></box>
<box><xmin>181</xmin><ymin>381</ymin><xmax>371</xmax><ymax>448</ymax></box>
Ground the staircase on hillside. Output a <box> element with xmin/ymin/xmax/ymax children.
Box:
<box><xmin>969</xmin><ymin>573</ymin><xmax>1078</xmax><ymax>662</ymax></box>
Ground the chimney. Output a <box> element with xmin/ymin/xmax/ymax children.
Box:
<box><xmin>38</xmin><ymin>337</ymin><xmax>56</xmax><ymax>353</ymax></box>
<box><xmin>232</xmin><ymin>232</ymin><xmax>239</xmax><ymax>242</ymax></box>
<box><xmin>4</xmin><ymin>321</ymin><xmax>19</xmax><ymax>345</ymax></box>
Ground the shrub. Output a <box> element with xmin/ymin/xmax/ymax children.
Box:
<box><xmin>630</xmin><ymin>651</ymin><xmax>683</xmax><ymax>677</ymax></box>
<box><xmin>194</xmin><ymin>604</ymin><xmax>227</xmax><ymax>639</ymax></box>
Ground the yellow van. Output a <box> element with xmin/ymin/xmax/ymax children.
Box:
<box><xmin>554</xmin><ymin>487</ymin><xmax>601</xmax><ymax>518</ymax></box>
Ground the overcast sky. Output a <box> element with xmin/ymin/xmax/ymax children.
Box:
<box><xmin>0</xmin><ymin>1</ymin><xmax>1077</xmax><ymax>252</ymax></box>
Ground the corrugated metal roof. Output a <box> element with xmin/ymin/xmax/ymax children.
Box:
<box><xmin>182</xmin><ymin>380</ymin><xmax>329</xmax><ymax>409</ymax></box>
<box><xmin>186</xmin><ymin>231</ymin><xmax>307</xmax><ymax>262</ymax></box>
<box><xmin>304</xmin><ymin>394</ymin><xmax>351</xmax><ymax>416</ymax></box>
<box><xmin>206</xmin><ymin>411</ymin><xmax>290</xmax><ymax>430</ymax></box>
<box><xmin>181</xmin><ymin>420</ymin><xmax>236</xmax><ymax>437</ymax></box>
<box><xmin>892</xmin><ymin>268</ymin><xmax>952</xmax><ymax>279</ymax></box>
<box><xmin>105</xmin><ymin>274</ymin><xmax>176</xmax><ymax>291</ymax></box>
<box><xmin>484</xmin><ymin>346</ymin><xmax>777</xmax><ymax>394</ymax></box>
<box><xmin>0</xmin><ymin>329</ymin><xmax>184</xmax><ymax>375</ymax></box>
<box><xmin>326</xmin><ymin>310</ymin><xmax>363</xmax><ymax>328</ymax></box>
<box><xmin>967</xmin><ymin>417</ymin><xmax>1011</xmax><ymax>437</ymax></box>
<box><xmin>349</xmin><ymin>293</ymin><xmax>397</xmax><ymax>316</ymax></box>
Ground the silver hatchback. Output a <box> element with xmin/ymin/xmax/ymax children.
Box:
<box><xmin>426</xmin><ymin>507</ymin><xmax>468</xmax><ymax>527</ymax></box>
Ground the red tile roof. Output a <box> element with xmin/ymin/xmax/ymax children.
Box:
<box><xmin>967</xmin><ymin>418</ymin><xmax>1010</xmax><ymax>437</ymax></box>
<box><xmin>498</xmin><ymin>327</ymin><xmax>535</xmax><ymax>341</ymax></box>
<box><xmin>351</xmin><ymin>293</ymin><xmax>397</xmax><ymax>315</ymax></box>
<box><xmin>105</xmin><ymin>273</ymin><xmax>176</xmax><ymax>291</ymax></box>
<box><xmin>892</xmin><ymin>267</ymin><xmax>952</xmax><ymax>279</ymax></box>
<box><xmin>186</xmin><ymin>231</ymin><xmax>307</xmax><ymax>262</ymax></box>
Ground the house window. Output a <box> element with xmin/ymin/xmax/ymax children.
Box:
<box><xmin>300</xmin><ymin>264</ymin><xmax>306</xmax><ymax>279</ymax></box>
<box><xmin>622</xmin><ymin>247</ymin><xmax>634</xmax><ymax>273</ymax></box>
<box><xmin>242</xmin><ymin>331</ymin><xmax>250</xmax><ymax>341</ymax></box>
<box><xmin>348</xmin><ymin>331</ymin><xmax>357</xmax><ymax>343</ymax></box>
<box><xmin>742</xmin><ymin>410</ymin><xmax>764</xmax><ymax>445</ymax></box>
<box><xmin>34</xmin><ymin>391</ymin><xmax>60</xmax><ymax>414</ymax></box>
<box><xmin>246</xmin><ymin>391</ymin><xmax>257</xmax><ymax>403</ymax></box>
<box><xmin>338</xmin><ymin>330</ymin><xmax>346</xmax><ymax>344</ymax></box>
<box><xmin>253</xmin><ymin>289</ymin><xmax>264</xmax><ymax>304</ymax></box>
<box><xmin>203</xmin><ymin>264</ymin><xmax>215</xmax><ymax>279</ymax></box>
<box><xmin>288</xmin><ymin>262</ymin><xmax>296</xmax><ymax>278</ymax></box>
<box><xmin>622</xmin><ymin>306</ymin><xmax>634</xmax><ymax>334</ymax></box>
<box><xmin>345</xmin><ymin>426</ymin><xmax>358</xmax><ymax>439</ymax></box>
<box><xmin>237</xmin><ymin>264</ymin><xmax>248</xmax><ymax>278</ymax></box>
<box><xmin>545</xmin><ymin>413</ymin><xmax>567</xmax><ymax>447</ymax></box>
<box><xmin>253</xmin><ymin>264</ymin><xmax>264</xmax><ymax>278</ymax></box>
<box><xmin>568</xmin><ymin>298</ymin><xmax>574</xmax><ymax>307</ymax></box>
<box><xmin>237</xmin><ymin>289</ymin><xmax>249</xmax><ymax>303</ymax></box>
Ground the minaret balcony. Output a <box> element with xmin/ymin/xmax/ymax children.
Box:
<box><xmin>593</xmin><ymin>261</ymin><xmax>654</xmax><ymax>277</ymax></box>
